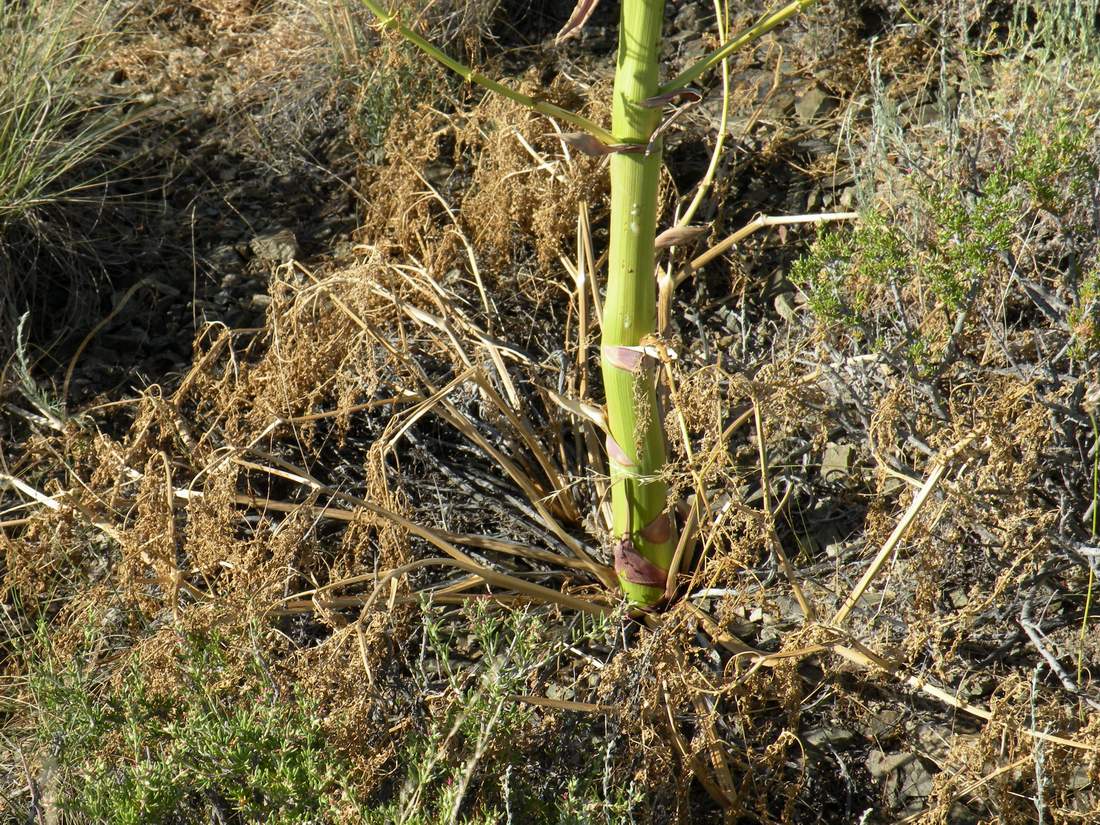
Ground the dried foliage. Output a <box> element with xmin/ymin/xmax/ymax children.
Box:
<box><xmin>3</xmin><ymin>0</ymin><xmax>1100</xmax><ymax>822</ymax></box>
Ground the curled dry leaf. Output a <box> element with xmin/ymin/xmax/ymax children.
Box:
<box><xmin>543</xmin><ymin>387</ymin><xmax>608</xmax><ymax>432</ymax></box>
<box><xmin>560</xmin><ymin>132</ymin><xmax>613</xmax><ymax>156</ymax></box>
<box><xmin>654</xmin><ymin>225</ymin><xmax>707</xmax><ymax>249</ymax></box>
<box><xmin>602</xmin><ymin>344</ymin><xmax>646</xmax><ymax>372</ymax></box>
<box><xmin>605</xmin><ymin>434</ymin><xmax>636</xmax><ymax>468</ymax></box>
<box><xmin>554</xmin><ymin>0</ymin><xmax>602</xmax><ymax>44</ymax></box>
<box><xmin>560</xmin><ymin>132</ymin><xmax>647</xmax><ymax>157</ymax></box>
<box><xmin>613</xmin><ymin>537</ymin><xmax>668</xmax><ymax>587</ymax></box>
<box><xmin>640</xmin><ymin>88</ymin><xmax>703</xmax><ymax>109</ymax></box>
<box><xmin>639</xmin><ymin>512</ymin><xmax>671</xmax><ymax>544</ymax></box>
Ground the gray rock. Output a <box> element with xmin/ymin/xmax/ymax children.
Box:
<box><xmin>867</xmin><ymin>749</ymin><xmax>915</xmax><ymax>779</ymax></box>
<box><xmin>821</xmin><ymin>442</ymin><xmax>855</xmax><ymax>483</ymax></box>
<box><xmin>861</xmin><ymin>708</ymin><xmax>903</xmax><ymax>739</ymax></box>
<box><xmin>805</xmin><ymin>726</ymin><xmax>856</xmax><ymax>748</ymax></box>
<box><xmin>898</xmin><ymin>757</ymin><xmax>935</xmax><ymax>800</ymax></box>
<box><xmin>774</xmin><ymin>292</ymin><xmax>798</xmax><ymax>322</ymax></box>
<box><xmin>796</xmin><ymin>84</ymin><xmax>834</xmax><ymax>124</ymax></box>
<box><xmin>249</xmin><ymin>229</ymin><xmax>299</xmax><ymax>264</ymax></box>
<box><xmin>674</xmin><ymin>3</ymin><xmax>700</xmax><ymax>32</ymax></box>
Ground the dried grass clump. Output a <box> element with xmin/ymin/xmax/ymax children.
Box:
<box><xmin>459</xmin><ymin>79</ymin><xmax>605</xmax><ymax>273</ymax></box>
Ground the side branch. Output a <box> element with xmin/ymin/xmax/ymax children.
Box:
<box><xmin>660</xmin><ymin>0</ymin><xmax>819</xmax><ymax>94</ymax></box>
<box><xmin>359</xmin><ymin>0</ymin><xmax>616</xmax><ymax>144</ymax></box>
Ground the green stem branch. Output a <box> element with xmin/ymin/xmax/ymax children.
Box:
<box><xmin>660</xmin><ymin>0</ymin><xmax>819</xmax><ymax>93</ymax></box>
<box><xmin>359</xmin><ymin>0</ymin><xmax>616</xmax><ymax>144</ymax></box>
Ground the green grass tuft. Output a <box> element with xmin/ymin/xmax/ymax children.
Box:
<box><xmin>0</xmin><ymin>0</ymin><xmax>129</xmax><ymax>222</ymax></box>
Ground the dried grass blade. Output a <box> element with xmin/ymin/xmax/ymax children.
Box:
<box><xmin>435</xmin><ymin>528</ymin><xmax>607</xmax><ymax>574</ymax></box>
<box><xmin>752</xmin><ymin>399</ymin><xmax>816</xmax><ymax>620</ymax></box>
<box><xmin>663</xmin><ymin>499</ymin><xmax>699</xmax><ymax>601</ymax></box>
<box><xmin>232</xmin><ymin>461</ymin><xmax>609</xmax><ymax>615</ymax></box>
<box><xmin>1</xmin><ymin>473</ymin><xmax>123</xmax><ymax>544</ymax></box>
<box><xmin>579</xmin><ymin>201</ymin><xmax>603</xmax><ymax>330</ymax></box>
<box><xmin>411</xmin><ymin>167</ymin><xmax>492</xmax><ymax>317</ymax></box>
<box><xmin>658</xmin><ymin>679</ymin><xmax>736</xmax><ymax>809</ymax></box>
<box><xmin>830</xmin><ymin>640</ymin><xmax>1099</xmax><ymax>752</ymax></box>
<box><xmin>542</xmin><ymin>387</ymin><xmax>608</xmax><ymax>432</ymax></box>
<box><xmin>508</xmin><ymin>694</ymin><xmax>613</xmax><ymax>713</ymax></box>
<box><xmin>470</xmin><ymin>372</ymin><xmax>580</xmax><ymax>522</ymax></box>
<box><xmin>832</xmin><ymin>435</ymin><xmax>974</xmax><ymax>626</ymax></box>
<box><xmin>679</xmin><ymin>211</ymin><xmax>859</xmax><ymax>287</ymax></box>
<box><xmin>381</xmin><ymin>368</ymin><xmax>476</xmax><ymax>455</ymax></box>
<box><xmin>685</xmin><ymin>602</ymin><xmax>773</xmax><ymax>664</ymax></box>
<box><xmin>430</xmin><ymin>400</ymin><xmax>614</xmax><ymax>587</ymax></box>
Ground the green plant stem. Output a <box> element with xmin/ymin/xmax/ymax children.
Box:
<box><xmin>678</xmin><ymin>0</ymin><xmax>731</xmax><ymax>228</ymax></box>
<box><xmin>603</xmin><ymin>0</ymin><xmax>676</xmax><ymax>605</ymax></box>
<box><xmin>358</xmin><ymin>0</ymin><xmax>616</xmax><ymax>144</ymax></box>
<box><xmin>660</xmin><ymin>0</ymin><xmax>819</xmax><ymax>93</ymax></box>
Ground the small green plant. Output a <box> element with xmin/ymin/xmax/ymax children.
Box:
<box><xmin>24</xmin><ymin>626</ymin><xmax>363</xmax><ymax>825</ymax></box>
<box><xmin>790</xmin><ymin>212</ymin><xmax>908</xmax><ymax>326</ymax></box>
<box><xmin>924</xmin><ymin>175</ymin><xmax>1017</xmax><ymax>311</ymax></box>
<box><xmin>1010</xmin><ymin>119</ymin><xmax>1096</xmax><ymax>215</ymax></box>
<box><xmin>1069</xmin><ymin>266</ymin><xmax>1100</xmax><ymax>358</ymax></box>
<box><xmin>791</xmin><ymin>117</ymin><xmax>1094</xmax><ymax>370</ymax></box>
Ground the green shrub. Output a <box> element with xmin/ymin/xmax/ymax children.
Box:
<box><xmin>1070</xmin><ymin>266</ymin><xmax>1100</xmax><ymax>358</ymax></box>
<box><xmin>26</xmin><ymin>628</ymin><xmax>363</xmax><ymax>825</ymax></box>
<box><xmin>791</xmin><ymin>112</ymin><xmax>1096</xmax><ymax>373</ymax></box>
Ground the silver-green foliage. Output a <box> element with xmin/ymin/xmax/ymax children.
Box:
<box><xmin>26</xmin><ymin>626</ymin><xmax>362</xmax><ymax>825</ymax></box>
<box><xmin>370</xmin><ymin>600</ymin><xmax>639</xmax><ymax>824</ymax></box>
<box><xmin>792</xmin><ymin>116</ymin><xmax>1097</xmax><ymax>371</ymax></box>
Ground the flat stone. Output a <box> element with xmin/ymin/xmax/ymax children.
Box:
<box><xmin>674</xmin><ymin>4</ymin><xmax>700</xmax><ymax>31</ymax></box>
<box><xmin>821</xmin><ymin>442</ymin><xmax>855</xmax><ymax>483</ymax></box>
<box><xmin>899</xmin><ymin>757</ymin><xmax>935</xmax><ymax>800</ymax></box>
<box><xmin>249</xmin><ymin>228</ymin><xmax>299</xmax><ymax>263</ymax></box>
<box><xmin>775</xmin><ymin>292</ymin><xmax>797</xmax><ymax>322</ymax></box>
<box><xmin>805</xmin><ymin>726</ymin><xmax>856</xmax><ymax>748</ymax></box>
<box><xmin>867</xmin><ymin>749</ymin><xmax>915</xmax><ymax>779</ymax></box>
<box><xmin>862</xmin><ymin>708</ymin><xmax>903</xmax><ymax>739</ymax></box>
<box><xmin>796</xmin><ymin>84</ymin><xmax>833</xmax><ymax>124</ymax></box>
